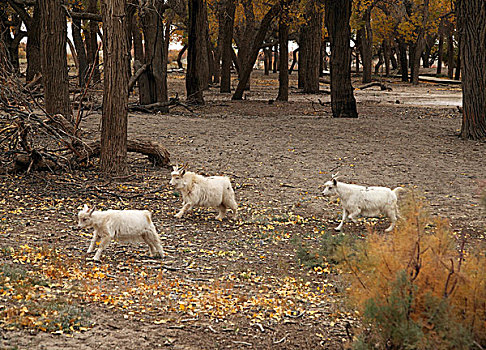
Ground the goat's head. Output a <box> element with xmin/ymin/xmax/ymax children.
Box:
<box><xmin>77</xmin><ymin>204</ymin><xmax>96</xmax><ymax>228</ymax></box>
<box><xmin>322</xmin><ymin>174</ymin><xmax>339</xmax><ymax>196</ymax></box>
<box><xmin>170</xmin><ymin>164</ymin><xmax>187</xmax><ymax>189</ymax></box>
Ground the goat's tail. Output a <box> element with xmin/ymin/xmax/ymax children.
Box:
<box><xmin>393</xmin><ymin>187</ymin><xmax>406</xmax><ymax>196</ymax></box>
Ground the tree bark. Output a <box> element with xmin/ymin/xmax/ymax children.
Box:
<box><xmin>26</xmin><ymin>3</ymin><xmax>41</xmax><ymax>82</ymax></box>
<box><xmin>72</xmin><ymin>7</ymin><xmax>89</xmax><ymax>87</ymax></box>
<box><xmin>457</xmin><ymin>0</ymin><xmax>486</xmax><ymax>139</ymax></box>
<box><xmin>358</xmin><ymin>9</ymin><xmax>372</xmax><ymax>83</ymax></box>
<box><xmin>39</xmin><ymin>0</ymin><xmax>71</xmax><ymax>119</ymax></box>
<box><xmin>232</xmin><ymin>3</ymin><xmax>280</xmax><ymax>100</ymax></box>
<box><xmin>220</xmin><ymin>0</ymin><xmax>236</xmax><ymax>93</ymax></box>
<box><xmin>276</xmin><ymin>0</ymin><xmax>289</xmax><ymax>101</ymax></box>
<box><xmin>131</xmin><ymin>11</ymin><xmax>150</xmax><ymax>103</ymax></box>
<box><xmin>397</xmin><ymin>39</ymin><xmax>408</xmax><ymax>82</ymax></box>
<box><xmin>177</xmin><ymin>44</ymin><xmax>187</xmax><ymax>69</ymax></box>
<box><xmin>324</xmin><ymin>0</ymin><xmax>357</xmax><ymax>118</ymax></box>
<box><xmin>100</xmin><ymin>0</ymin><xmax>129</xmax><ymax>175</ymax></box>
<box><xmin>447</xmin><ymin>27</ymin><xmax>454</xmax><ymax>79</ymax></box>
<box><xmin>297</xmin><ymin>0</ymin><xmax>321</xmax><ymax>93</ymax></box>
<box><xmin>186</xmin><ymin>0</ymin><xmax>207</xmax><ymax>104</ymax></box>
<box><xmin>437</xmin><ymin>20</ymin><xmax>444</xmax><ymax>76</ymax></box>
<box><xmin>85</xmin><ymin>0</ymin><xmax>101</xmax><ymax>83</ymax></box>
<box><xmin>140</xmin><ymin>2</ymin><xmax>169</xmax><ymax>106</ymax></box>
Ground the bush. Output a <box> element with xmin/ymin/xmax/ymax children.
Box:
<box><xmin>336</xmin><ymin>193</ymin><xmax>486</xmax><ymax>349</ymax></box>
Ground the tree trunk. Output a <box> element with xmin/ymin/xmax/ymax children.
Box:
<box><xmin>100</xmin><ymin>0</ymin><xmax>129</xmax><ymax>175</ymax></box>
<box><xmin>220</xmin><ymin>0</ymin><xmax>236</xmax><ymax>93</ymax></box>
<box><xmin>383</xmin><ymin>41</ymin><xmax>391</xmax><ymax>77</ymax></box>
<box><xmin>358</xmin><ymin>9</ymin><xmax>372</xmax><ymax>83</ymax></box>
<box><xmin>437</xmin><ymin>20</ymin><xmax>444</xmax><ymax>76</ymax></box>
<box><xmin>26</xmin><ymin>3</ymin><xmax>41</xmax><ymax>82</ymax></box>
<box><xmin>454</xmin><ymin>39</ymin><xmax>460</xmax><ymax>80</ymax></box>
<box><xmin>140</xmin><ymin>2</ymin><xmax>168</xmax><ymax>106</ymax></box>
<box><xmin>72</xmin><ymin>8</ymin><xmax>89</xmax><ymax>87</ymax></box>
<box><xmin>177</xmin><ymin>45</ymin><xmax>187</xmax><ymax>69</ymax></box>
<box><xmin>186</xmin><ymin>0</ymin><xmax>206</xmax><ymax>104</ymax></box>
<box><xmin>324</xmin><ymin>0</ymin><xmax>357</xmax><ymax>118</ymax></box>
<box><xmin>397</xmin><ymin>39</ymin><xmax>408</xmax><ymax>82</ymax></box>
<box><xmin>232</xmin><ymin>3</ymin><xmax>280</xmax><ymax>100</ymax></box>
<box><xmin>447</xmin><ymin>28</ymin><xmax>454</xmax><ymax>79</ymax></box>
<box><xmin>457</xmin><ymin>0</ymin><xmax>486</xmax><ymax>139</ymax></box>
<box><xmin>298</xmin><ymin>0</ymin><xmax>322</xmax><ymax>93</ymax></box>
<box><xmin>264</xmin><ymin>48</ymin><xmax>271</xmax><ymax>75</ymax></box>
<box><xmin>131</xmin><ymin>12</ymin><xmax>150</xmax><ymax>103</ymax></box>
<box><xmin>276</xmin><ymin>1</ymin><xmax>289</xmax><ymax>102</ymax></box>
<box><xmin>85</xmin><ymin>0</ymin><xmax>101</xmax><ymax>83</ymax></box>
<box><xmin>39</xmin><ymin>0</ymin><xmax>71</xmax><ymax>119</ymax></box>
<box><xmin>272</xmin><ymin>44</ymin><xmax>278</xmax><ymax>73</ymax></box>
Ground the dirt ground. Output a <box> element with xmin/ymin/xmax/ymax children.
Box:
<box><xmin>0</xmin><ymin>71</ymin><xmax>484</xmax><ymax>350</ymax></box>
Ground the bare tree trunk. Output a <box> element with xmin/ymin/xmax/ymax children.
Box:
<box><xmin>232</xmin><ymin>3</ymin><xmax>280</xmax><ymax>100</ymax></box>
<box><xmin>298</xmin><ymin>0</ymin><xmax>321</xmax><ymax>93</ymax></box>
<box><xmin>324</xmin><ymin>0</ymin><xmax>357</xmax><ymax>118</ymax></box>
<box><xmin>383</xmin><ymin>41</ymin><xmax>391</xmax><ymax>77</ymax></box>
<box><xmin>72</xmin><ymin>7</ymin><xmax>88</xmax><ymax>87</ymax></box>
<box><xmin>264</xmin><ymin>48</ymin><xmax>271</xmax><ymax>75</ymax></box>
<box><xmin>85</xmin><ymin>0</ymin><xmax>101</xmax><ymax>83</ymax></box>
<box><xmin>447</xmin><ymin>28</ymin><xmax>454</xmax><ymax>79</ymax></box>
<box><xmin>177</xmin><ymin>44</ymin><xmax>187</xmax><ymax>69</ymax></box>
<box><xmin>220</xmin><ymin>0</ymin><xmax>235</xmax><ymax>93</ymax></box>
<box><xmin>131</xmin><ymin>11</ymin><xmax>150</xmax><ymax>103</ymax></box>
<box><xmin>39</xmin><ymin>0</ymin><xmax>71</xmax><ymax>120</ymax></box>
<box><xmin>288</xmin><ymin>47</ymin><xmax>298</xmax><ymax>74</ymax></box>
<box><xmin>457</xmin><ymin>0</ymin><xmax>486</xmax><ymax>139</ymax></box>
<box><xmin>272</xmin><ymin>44</ymin><xmax>278</xmax><ymax>73</ymax></box>
<box><xmin>358</xmin><ymin>9</ymin><xmax>372</xmax><ymax>83</ymax></box>
<box><xmin>454</xmin><ymin>39</ymin><xmax>460</xmax><ymax>80</ymax></box>
<box><xmin>186</xmin><ymin>0</ymin><xmax>206</xmax><ymax>104</ymax></box>
<box><xmin>26</xmin><ymin>3</ymin><xmax>41</xmax><ymax>82</ymax></box>
<box><xmin>100</xmin><ymin>0</ymin><xmax>129</xmax><ymax>175</ymax></box>
<box><xmin>276</xmin><ymin>0</ymin><xmax>289</xmax><ymax>101</ymax></box>
<box><xmin>397</xmin><ymin>39</ymin><xmax>408</xmax><ymax>82</ymax></box>
<box><xmin>140</xmin><ymin>2</ymin><xmax>168</xmax><ymax>105</ymax></box>
<box><xmin>437</xmin><ymin>20</ymin><xmax>444</xmax><ymax>76</ymax></box>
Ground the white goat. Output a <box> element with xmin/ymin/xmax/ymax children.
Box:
<box><xmin>77</xmin><ymin>204</ymin><xmax>164</xmax><ymax>261</ymax></box>
<box><xmin>169</xmin><ymin>165</ymin><xmax>238</xmax><ymax>220</ymax></box>
<box><xmin>322</xmin><ymin>174</ymin><xmax>405</xmax><ymax>232</ymax></box>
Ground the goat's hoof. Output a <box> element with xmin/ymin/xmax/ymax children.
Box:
<box><xmin>334</xmin><ymin>227</ymin><xmax>342</xmax><ymax>232</ymax></box>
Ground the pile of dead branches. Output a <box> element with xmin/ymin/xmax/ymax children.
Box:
<box><xmin>0</xmin><ymin>44</ymin><xmax>170</xmax><ymax>173</ymax></box>
<box><xmin>0</xmin><ymin>50</ymin><xmax>91</xmax><ymax>172</ymax></box>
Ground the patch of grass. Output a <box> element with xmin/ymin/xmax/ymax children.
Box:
<box><xmin>294</xmin><ymin>232</ymin><xmax>357</xmax><ymax>269</ymax></box>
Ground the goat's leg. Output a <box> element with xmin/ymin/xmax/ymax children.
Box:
<box><xmin>216</xmin><ymin>205</ymin><xmax>227</xmax><ymax>220</ymax></box>
<box><xmin>227</xmin><ymin>199</ymin><xmax>238</xmax><ymax>219</ymax></box>
<box><xmin>93</xmin><ymin>236</ymin><xmax>111</xmax><ymax>261</ymax></box>
<box><xmin>347</xmin><ymin>209</ymin><xmax>361</xmax><ymax>223</ymax></box>
<box><xmin>175</xmin><ymin>203</ymin><xmax>192</xmax><ymax>218</ymax></box>
<box><xmin>385</xmin><ymin>209</ymin><xmax>398</xmax><ymax>232</ymax></box>
<box><xmin>335</xmin><ymin>208</ymin><xmax>347</xmax><ymax>231</ymax></box>
<box><xmin>87</xmin><ymin>230</ymin><xmax>98</xmax><ymax>253</ymax></box>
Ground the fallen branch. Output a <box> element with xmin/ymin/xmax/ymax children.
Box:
<box><xmin>79</xmin><ymin>139</ymin><xmax>170</xmax><ymax>166</ymax></box>
<box><xmin>357</xmin><ymin>82</ymin><xmax>392</xmax><ymax>91</ymax></box>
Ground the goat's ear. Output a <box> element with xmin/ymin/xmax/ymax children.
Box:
<box><xmin>83</xmin><ymin>204</ymin><xmax>89</xmax><ymax>211</ymax></box>
<box><xmin>332</xmin><ymin>178</ymin><xmax>337</xmax><ymax>186</ymax></box>
<box><xmin>331</xmin><ymin>172</ymin><xmax>339</xmax><ymax>179</ymax></box>
<box><xmin>88</xmin><ymin>206</ymin><xmax>96</xmax><ymax>216</ymax></box>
